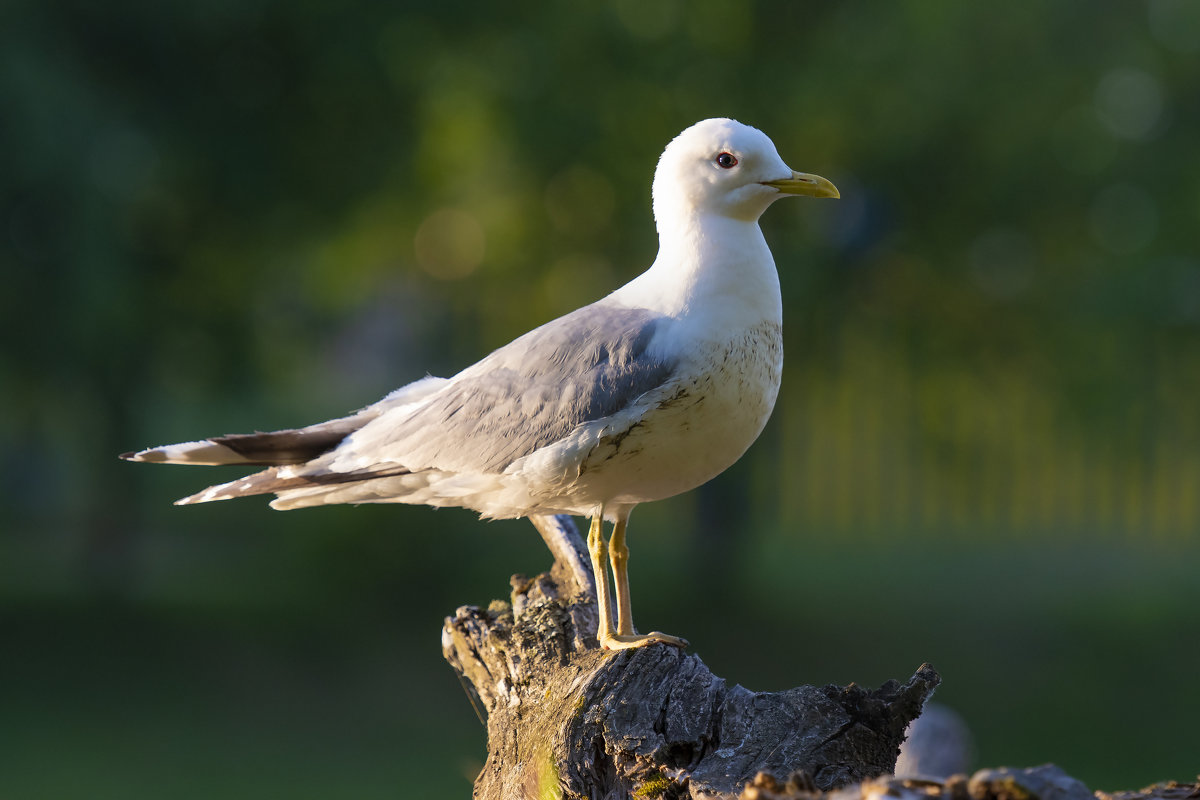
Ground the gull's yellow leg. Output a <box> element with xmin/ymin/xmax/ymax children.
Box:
<box><xmin>598</xmin><ymin>513</ymin><xmax>688</xmax><ymax>650</ymax></box>
<box><xmin>587</xmin><ymin>512</ymin><xmax>615</xmax><ymax>644</ymax></box>
<box><xmin>608</xmin><ymin>517</ymin><xmax>635</xmax><ymax>636</ymax></box>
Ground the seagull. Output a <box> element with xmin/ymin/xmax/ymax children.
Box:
<box><xmin>122</xmin><ymin>118</ymin><xmax>839</xmax><ymax>650</ymax></box>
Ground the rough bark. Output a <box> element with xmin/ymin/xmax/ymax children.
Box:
<box><xmin>442</xmin><ymin>515</ymin><xmax>941</xmax><ymax>799</ymax></box>
<box><xmin>757</xmin><ymin>766</ymin><xmax>1199</xmax><ymax>800</ymax></box>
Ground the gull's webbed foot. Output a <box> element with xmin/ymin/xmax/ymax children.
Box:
<box><xmin>599</xmin><ymin>630</ymin><xmax>689</xmax><ymax>650</ymax></box>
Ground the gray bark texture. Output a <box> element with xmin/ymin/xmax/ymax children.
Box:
<box><xmin>441</xmin><ymin>515</ymin><xmax>941</xmax><ymax>799</ymax></box>
<box><xmin>812</xmin><ymin>766</ymin><xmax>1199</xmax><ymax>800</ymax></box>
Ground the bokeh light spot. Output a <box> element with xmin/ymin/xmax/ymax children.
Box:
<box><xmin>1094</xmin><ymin>68</ymin><xmax>1164</xmax><ymax>141</ymax></box>
<box><xmin>413</xmin><ymin>208</ymin><xmax>486</xmax><ymax>280</ymax></box>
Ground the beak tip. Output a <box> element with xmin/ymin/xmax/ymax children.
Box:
<box><xmin>763</xmin><ymin>172</ymin><xmax>840</xmax><ymax>199</ymax></box>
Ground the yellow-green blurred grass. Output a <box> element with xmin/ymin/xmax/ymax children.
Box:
<box><xmin>778</xmin><ymin>332</ymin><xmax>1199</xmax><ymax>545</ymax></box>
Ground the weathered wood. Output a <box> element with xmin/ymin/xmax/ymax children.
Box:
<box><xmin>442</xmin><ymin>515</ymin><xmax>941</xmax><ymax>799</ymax></box>
<box><xmin>780</xmin><ymin>766</ymin><xmax>1200</xmax><ymax>800</ymax></box>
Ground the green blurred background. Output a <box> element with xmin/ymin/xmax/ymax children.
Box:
<box><xmin>3</xmin><ymin>1</ymin><xmax>1198</xmax><ymax>796</ymax></box>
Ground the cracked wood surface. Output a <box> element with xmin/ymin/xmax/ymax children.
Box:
<box><xmin>442</xmin><ymin>516</ymin><xmax>940</xmax><ymax>799</ymax></box>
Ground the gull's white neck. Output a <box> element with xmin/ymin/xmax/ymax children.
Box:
<box><xmin>610</xmin><ymin>212</ymin><xmax>782</xmax><ymax>328</ymax></box>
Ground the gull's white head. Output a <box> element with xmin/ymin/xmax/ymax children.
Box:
<box><xmin>652</xmin><ymin>118</ymin><xmax>839</xmax><ymax>230</ymax></box>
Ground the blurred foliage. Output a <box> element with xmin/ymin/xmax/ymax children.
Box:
<box><xmin>2</xmin><ymin>0</ymin><xmax>1199</xmax><ymax>796</ymax></box>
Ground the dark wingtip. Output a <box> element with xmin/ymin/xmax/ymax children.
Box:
<box><xmin>121</xmin><ymin>449</ymin><xmax>168</xmax><ymax>463</ymax></box>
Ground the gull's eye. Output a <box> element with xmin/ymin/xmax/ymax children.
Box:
<box><xmin>715</xmin><ymin>152</ymin><xmax>738</xmax><ymax>169</ymax></box>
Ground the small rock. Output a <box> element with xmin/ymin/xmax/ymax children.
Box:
<box><xmin>894</xmin><ymin>704</ymin><xmax>974</xmax><ymax>779</ymax></box>
<box><xmin>967</xmin><ymin>765</ymin><xmax>1092</xmax><ymax>800</ymax></box>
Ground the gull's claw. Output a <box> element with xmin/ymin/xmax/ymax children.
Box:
<box><xmin>600</xmin><ymin>631</ymin><xmax>689</xmax><ymax>650</ymax></box>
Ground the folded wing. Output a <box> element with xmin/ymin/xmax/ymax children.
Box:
<box><xmin>127</xmin><ymin>303</ymin><xmax>681</xmax><ymax>513</ymax></box>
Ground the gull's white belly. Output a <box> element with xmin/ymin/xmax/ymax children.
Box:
<box><xmin>569</xmin><ymin>320</ymin><xmax>782</xmax><ymax>507</ymax></box>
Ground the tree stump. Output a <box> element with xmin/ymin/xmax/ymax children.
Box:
<box><xmin>442</xmin><ymin>515</ymin><xmax>941</xmax><ymax>799</ymax></box>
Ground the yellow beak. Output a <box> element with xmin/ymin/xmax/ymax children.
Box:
<box><xmin>761</xmin><ymin>171</ymin><xmax>840</xmax><ymax>199</ymax></box>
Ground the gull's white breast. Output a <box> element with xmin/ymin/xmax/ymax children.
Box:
<box><xmin>584</xmin><ymin>318</ymin><xmax>783</xmax><ymax>506</ymax></box>
<box><xmin>502</xmin><ymin>313</ymin><xmax>783</xmax><ymax>517</ymax></box>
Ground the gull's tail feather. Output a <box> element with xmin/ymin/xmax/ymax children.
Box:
<box><xmin>175</xmin><ymin>467</ymin><xmax>293</xmax><ymax>505</ymax></box>
<box><xmin>123</xmin><ymin>416</ymin><xmax>384</xmax><ymax>505</ymax></box>
<box><xmin>121</xmin><ymin>376</ymin><xmax>452</xmax><ymax>467</ymax></box>
<box><xmin>121</xmin><ymin>375</ymin><xmax>458</xmax><ymax>509</ymax></box>
<box><xmin>120</xmin><ymin>417</ymin><xmax>370</xmax><ymax>467</ymax></box>
<box><xmin>121</xmin><ymin>438</ymin><xmax>253</xmax><ymax>466</ymax></box>
<box><xmin>175</xmin><ymin>464</ymin><xmax>418</xmax><ymax>507</ymax></box>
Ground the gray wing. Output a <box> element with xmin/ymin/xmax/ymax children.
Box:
<box><xmin>331</xmin><ymin>303</ymin><xmax>679</xmax><ymax>475</ymax></box>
